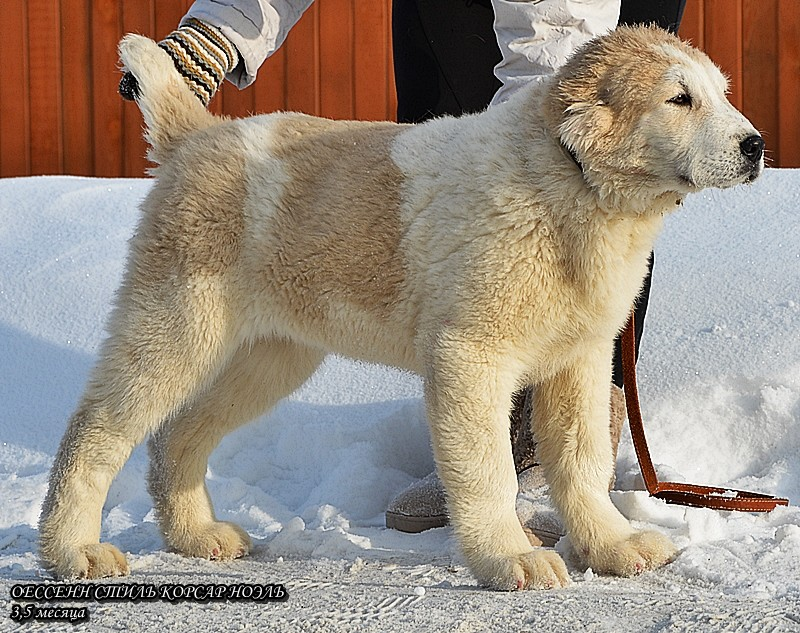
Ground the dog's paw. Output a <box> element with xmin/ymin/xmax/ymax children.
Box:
<box><xmin>587</xmin><ymin>530</ymin><xmax>677</xmax><ymax>577</ymax></box>
<box><xmin>169</xmin><ymin>521</ymin><xmax>251</xmax><ymax>560</ymax></box>
<box><xmin>475</xmin><ymin>549</ymin><xmax>571</xmax><ymax>591</ymax></box>
<box><xmin>44</xmin><ymin>543</ymin><xmax>130</xmax><ymax>579</ymax></box>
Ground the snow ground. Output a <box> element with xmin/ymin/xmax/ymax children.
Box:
<box><xmin>1</xmin><ymin>172</ymin><xmax>799</xmax><ymax>631</ymax></box>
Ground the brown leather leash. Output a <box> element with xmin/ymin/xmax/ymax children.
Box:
<box><xmin>621</xmin><ymin>316</ymin><xmax>790</xmax><ymax>512</ymax></box>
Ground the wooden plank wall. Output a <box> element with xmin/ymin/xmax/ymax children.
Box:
<box><xmin>0</xmin><ymin>0</ymin><xmax>395</xmax><ymax>178</ymax></box>
<box><xmin>0</xmin><ymin>0</ymin><xmax>797</xmax><ymax>178</ymax></box>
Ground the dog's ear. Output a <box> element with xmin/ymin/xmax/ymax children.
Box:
<box><xmin>557</xmin><ymin>99</ymin><xmax>614</xmax><ymax>165</ymax></box>
<box><xmin>545</xmin><ymin>40</ymin><xmax>617</xmax><ymax>167</ymax></box>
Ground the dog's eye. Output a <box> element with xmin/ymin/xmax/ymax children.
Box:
<box><xmin>667</xmin><ymin>93</ymin><xmax>692</xmax><ymax>107</ymax></box>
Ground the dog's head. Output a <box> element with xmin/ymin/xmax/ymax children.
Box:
<box><xmin>547</xmin><ymin>25</ymin><xmax>763</xmax><ymax>199</ymax></box>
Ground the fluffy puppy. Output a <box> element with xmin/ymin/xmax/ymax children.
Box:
<box><xmin>39</xmin><ymin>26</ymin><xmax>763</xmax><ymax>589</ymax></box>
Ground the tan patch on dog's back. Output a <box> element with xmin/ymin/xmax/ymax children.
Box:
<box><xmin>264</xmin><ymin>116</ymin><xmax>408</xmax><ymax>321</ymax></box>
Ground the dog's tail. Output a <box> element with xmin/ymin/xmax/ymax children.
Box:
<box><xmin>118</xmin><ymin>34</ymin><xmax>218</xmax><ymax>163</ymax></box>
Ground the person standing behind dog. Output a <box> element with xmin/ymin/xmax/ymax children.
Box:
<box><xmin>119</xmin><ymin>0</ymin><xmax>686</xmax><ymax>536</ymax></box>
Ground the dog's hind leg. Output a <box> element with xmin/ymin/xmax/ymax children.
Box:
<box><xmin>147</xmin><ymin>338</ymin><xmax>323</xmax><ymax>560</ymax></box>
<box><xmin>38</xmin><ymin>275</ymin><xmax>240</xmax><ymax>579</ymax></box>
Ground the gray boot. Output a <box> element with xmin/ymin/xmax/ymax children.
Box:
<box><xmin>385</xmin><ymin>385</ymin><xmax>627</xmax><ymax>541</ymax></box>
<box><xmin>384</xmin><ymin>471</ymin><xmax>449</xmax><ymax>533</ymax></box>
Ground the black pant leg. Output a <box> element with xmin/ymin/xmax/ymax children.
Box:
<box><xmin>392</xmin><ymin>0</ymin><xmax>500</xmax><ymax>123</ymax></box>
<box><xmin>619</xmin><ymin>0</ymin><xmax>687</xmax><ymax>34</ymax></box>
<box><xmin>611</xmin><ymin>0</ymin><xmax>686</xmax><ymax>387</ymax></box>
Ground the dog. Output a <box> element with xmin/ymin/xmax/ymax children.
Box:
<box><xmin>39</xmin><ymin>25</ymin><xmax>763</xmax><ymax>589</ymax></box>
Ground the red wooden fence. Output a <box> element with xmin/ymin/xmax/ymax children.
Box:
<box><xmin>0</xmin><ymin>0</ymin><xmax>395</xmax><ymax>178</ymax></box>
<box><xmin>0</xmin><ymin>0</ymin><xmax>797</xmax><ymax>178</ymax></box>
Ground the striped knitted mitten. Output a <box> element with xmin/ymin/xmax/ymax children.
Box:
<box><xmin>119</xmin><ymin>18</ymin><xmax>239</xmax><ymax>106</ymax></box>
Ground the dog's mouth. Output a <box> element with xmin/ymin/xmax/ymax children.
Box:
<box><xmin>746</xmin><ymin>163</ymin><xmax>764</xmax><ymax>184</ymax></box>
<box><xmin>733</xmin><ymin>160</ymin><xmax>764</xmax><ymax>186</ymax></box>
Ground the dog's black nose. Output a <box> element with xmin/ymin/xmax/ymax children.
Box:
<box><xmin>740</xmin><ymin>134</ymin><xmax>764</xmax><ymax>162</ymax></box>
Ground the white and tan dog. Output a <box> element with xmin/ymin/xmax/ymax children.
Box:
<box><xmin>39</xmin><ymin>26</ymin><xmax>763</xmax><ymax>589</ymax></box>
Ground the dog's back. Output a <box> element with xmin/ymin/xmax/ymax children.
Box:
<box><xmin>121</xmin><ymin>36</ymin><xmax>428</xmax><ymax>368</ymax></box>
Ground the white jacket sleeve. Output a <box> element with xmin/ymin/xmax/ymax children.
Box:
<box><xmin>490</xmin><ymin>0</ymin><xmax>621</xmax><ymax>105</ymax></box>
<box><xmin>183</xmin><ymin>0</ymin><xmax>315</xmax><ymax>89</ymax></box>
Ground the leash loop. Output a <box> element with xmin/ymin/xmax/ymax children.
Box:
<box><xmin>621</xmin><ymin>316</ymin><xmax>789</xmax><ymax>512</ymax></box>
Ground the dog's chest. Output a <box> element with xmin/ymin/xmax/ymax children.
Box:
<box><xmin>459</xmin><ymin>222</ymin><xmax>653</xmax><ymax>358</ymax></box>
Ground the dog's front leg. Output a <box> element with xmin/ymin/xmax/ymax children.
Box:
<box><xmin>532</xmin><ymin>345</ymin><xmax>677</xmax><ymax>576</ymax></box>
<box><xmin>424</xmin><ymin>339</ymin><xmax>570</xmax><ymax>590</ymax></box>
